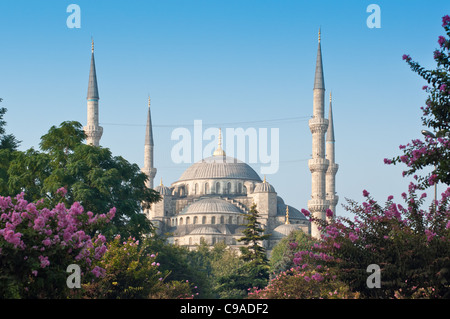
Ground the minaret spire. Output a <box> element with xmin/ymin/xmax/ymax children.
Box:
<box><xmin>308</xmin><ymin>29</ymin><xmax>330</xmax><ymax>239</ymax></box>
<box><xmin>84</xmin><ymin>38</ymin><xmax>103</xmax><ymax>146</ymax></box>
<box><xmin>326</xmin><ymin>91</ymin><xmax>339</xmax><ymax>218</ymax></box>
<box><xmin>142</xmin><ymin>96</ymin><xmax>157</xmax><ymax>189</ymax></box>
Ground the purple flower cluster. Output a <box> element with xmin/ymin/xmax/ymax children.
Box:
<box><xmin>0</xmin><ymin>191</ymin><xmax>115</xmax><ymax>278</ymax></box>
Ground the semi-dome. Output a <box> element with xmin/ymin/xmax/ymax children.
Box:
<box><xmin>190</xmin><ymin>226</ymin><xmax>222</xmax><ymax>235</ymax></box>
<box><xmin>272</xmin><ymin>223</ymin><xmax>300</xmax><ymax>239</ymax></box>
<box><xmin>154</xmin><ymin>179</ymin><xmax>172</xmax><ymax>196</ymax></box>
<box><xmin>253</xmin><ymin>177</ymin><xmax>275</xmax><ymax>193</ymax></box>
<box><xmin>177</xmin><ymin>155</ymin><xmax>262</xmax><ymax>182</ymax></box>
<box><xmin>182</xmin><ymin>198</ymin><xmax>242</xmax><ymax>215</ymax></box>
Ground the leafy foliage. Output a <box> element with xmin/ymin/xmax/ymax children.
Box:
<box><xmin>388</xmin><ymin>16</ymin><xmax>450</xmax><ymax>187</ymax></box>
<box><xmin>4</xmin><ymin>121</ymin><xmax>160</xmax><ymax>241</ymax></box>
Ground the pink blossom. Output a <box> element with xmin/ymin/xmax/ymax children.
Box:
<box><xmin>326</xmin><ymin>209</ymin><xmax>333</xmax><ymax>218</ymax></box>
<box><xmin>443</xmin><ymin>15</ymin><xmax>450</xmax><ymax>27</ymax></box>
<box><xmin>438</xmin><ymin>36</ymin><xmax>446</xmax><ymax>47</ymax></box>
<box><xmin>39</xmin><ymin>255</ymin><xmax>50</xmax><ymax>268</ymax></box>
<box><xmin>439</xmin><ymin>84</ymin><xmax>447</xmax><ymax>92</ymax></box>
<box><xmin>402</xmin><ymin>54</ymin><xmax>411</xmax><ymax>61</ymax></box>
<box><xmin>56</xmin><ymin>187</ymin><xmax>67</xmax><ymax>197</ymax></box>
<box><xmin>362</xmin><ymin>190</ymin><xmax>370</xmax><ymax>197</ymax></box>
<box><xmin>301</xmin><ymin>209</ymin><xmax>310</xmax><ymax>217</ymax></box>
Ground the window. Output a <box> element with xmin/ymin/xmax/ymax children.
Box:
<box><xmin>216</xmin><ymin>182</ymin><xmax>220</xmax><ymax>194</ymax></box>
<box><xmin>227</xmin><ymin>182</ymin><xmax>231</xmax><ymax>194</ymax></box>
<box><xmin>205</xmin><ymin>183</ymin><xmax>209</xmax><ymax>194</ymax></box>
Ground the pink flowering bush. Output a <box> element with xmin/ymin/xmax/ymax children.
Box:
<box><xmin>82</xmin><ymin>236</ymin><xmax>195</xmax><ymax>299</ymax></box>
<box><xmin>247</xmin><ymin>265</ymin><xmax>358</xmax><ymax>299</ymax></box>
<box><xmin>390</xmin><ymin>15</ymin><xmax>450</xmax><ymax>187</ymax></box>
<box><xmin>0</xmin><ymin>190</ymin><xmax>114</xmax><ymax>298</ymax></box>
<box><xmin>297</xmin><ymin>184</ymin><xmax>450</xmax><ymax>298</ymax></box>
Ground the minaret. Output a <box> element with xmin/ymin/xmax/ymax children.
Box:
<box><xmin>308</xmin><ymin>29</ymin><xmax>330</xmax><ymax>239</ymax></box>
<box><xmin>326</xmin><ymin>92</ymin><xmax>339</xmax><ymax>218</ymax></box>
<box><xmin>84</xmin><ymin>39</ymin><xmax>103</xmax><ymax>146</ymax></box>
<box><xmin>142</xmin><ymin>96</ymin><xmax>157</xmax><ymax>189</ymax></box>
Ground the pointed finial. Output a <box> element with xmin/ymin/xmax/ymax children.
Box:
<box><xmin>263</xmin><ymin>175</ymin><xmax>266</xmax><ymax>183</ymax></box>
<box><xmin>285</xmin><ymin>206</ymin><xmax>290</xmax><ymax>224</ymax></box>
<box><xmin>91</xmin><ymin>37</ymin><xmax>94</xmax><ymax>53</ymax></box>
<box><xmin>318</xmin><ymin>27</ymin><xmax>321</xmax><ymax>43</ymax></box>
<box><xmin>148</xmin><ymin>95</ymin><xmax>151</xmax><ymax>108</ymax></box>
<box><xmin>330</xmin><ymin>91</ymin><xmax>332</xmax><ymax>102</ymax></box>
<box><xmin>213</xmin><ymin>128</ymin><xmax>226</xmax><ymax>156</ymax></box>
<box><xmin>160</xmin><ymin>177</ymin><xmax>163</xmax><ymax>186</ymax></box>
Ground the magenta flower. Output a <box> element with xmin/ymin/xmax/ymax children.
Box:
<box><xmin>434</xmin><ymin>50</ymin><xmax>442</xmax><ymax>59</ymax></box>
<box><xmin>402</xmin><ymin>54</ymin><xmax>411</xmax><ymax>61</ymax></box>
<box><xmin>442</xmin><ymin>15</ymin><xmax>450</xmax><ymax>27</ymax></box>
<box><xmin>383</xmin><ymin>158</ymin><xmax>392</xmax><ymax>164</ymax></box>
<box><xmin>56</xmin><ymin>187</ymin><xmax>67</xmax><ymax>197</ymax></box>
<box><xmin>301</xmin><ymin>209</ymin><xmax>310</xmax><ymax>217</ymax></box>
<box><xmin>326</xmin><ymin>209</ymin><xmax>333</xmax><ymax>218</ymax></box>
<box><xmin>438</xmin><ymin>36</ymin><xmax>446</xmax><ymax>47</ymax></box>
<box><xmin>362</xmin><ymin>190</ymin><xmax>370</xmax><ymax>197</ymax></box>
<box><xmin>439</xmin><ymin>84</ymin><xmax>447</xmax><ymax>92</ymax></box>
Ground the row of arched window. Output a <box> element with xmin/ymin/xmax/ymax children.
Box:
<box><xmin>175</xmin><ymin>181</ymin><xmax>247</xmax><ymax>197</ymax></box>
<box><xmin>171</xmin><ymin>215</ymin><xmax>245</xmax><ymax>226</ymax></box>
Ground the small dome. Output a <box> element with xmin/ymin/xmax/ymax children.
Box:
<box><xmin>272</xmin><ymin>223</ymin><xmax>299</xmax><ymax>239</ymax></box>
<box><xmin>253</xmin><ymin>179</ymin><xmax>275</xmax><ymax>193</ymax></box>
<box><xmin>190</xmin><ymin>226</ymin><xmax>222</xmax><ymax>235</ymax></box>
<box><xmin>155</xmin><ymin>179</ymin><xmax>172</xmax><ymax>196</ymax></box>
<box><xmin>155</xmin><ymin>185</ymin><xmax>172</xmax><ymax>196</ymax></box>
<box><xmin>183</xmin><ymin>198</ymin><xmax>242</xmax><ymax>214</ymax></box>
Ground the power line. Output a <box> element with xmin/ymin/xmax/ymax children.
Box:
<box><xmin>100</xmin><ymin>116</ymin><xmax>311</xmax><ymax>128</ymax></box>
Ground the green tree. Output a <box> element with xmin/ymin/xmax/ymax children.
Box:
<box><xmin>5</xmin><ymin>121</ymin><xmax>161</xmax><ymax>240</ymax></box>
<box><xmin>0</xmin><ymin>98</ymin><xmax>21</xmax><ymax>151</ymax></box>
<box><xmin>0</xmin><ymin>99</ymin><xmax>21</xmax><ymax>195</ymax></box>
<box><xmin>269</xmin><ymin>230</ymin><xmax>315</xmax><ymax>276</ymax></box>
<box><xmin>215</xmin><ymin>204</ymin><xmax>271</xmax><ymax>298</ymax></box>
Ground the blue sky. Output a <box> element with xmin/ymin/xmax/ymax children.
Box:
<box><xmin>1</xmin><ymin>0</ymin><xmax>449</xmax><ymax>218</ymax></box>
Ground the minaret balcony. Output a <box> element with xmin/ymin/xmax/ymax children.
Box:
<box><xmin>307</xmin><ymin>198</ymin><xmax>329</xmax><ymax>213</ymax></box>
<box><xmin>326</xmin><ymin>163</ymin><xmax>339</xmax><ymax>174</ymax></box>
<box><xmin>308</xmin><ymin>158</ymin><xmax>329</xmax><ymax>173</ymax></box>
<box><xmin>308</xmin><ymin>118</ymin><xmax>328</xmax><ymax>134</ymax></box>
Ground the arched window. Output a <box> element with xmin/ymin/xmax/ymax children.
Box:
<box><xmin>179</xmin><ymin>217</ymin><xmax>183</xmax><ymax>225</ymax></box>
<box><xmin>202</xmin><ymin>216</ymin><xmax>206</xmax><ymax>224</ymax></box>
<box><xmin>227</xmin><ymin>182</ymin><xmax>231</xmax><ymax>194</ymax></box>
<box><xmin>228</xmin><ymin>216</ymin><xmax>233</xmax><ymax>224</ymax></box>
<box><xmin>211</xmin><ymin>216</ymin><xmax>216</xmax><ymax>224</ymax></box>
<box><xmin>194</xmin><ymin>183</ymin><xmax>198</xmax><ymax>195</ymax></box>
<box><xmin>186</xmin><ymin>217</ymin><xmax>190</xmax><ymax>224</ymax></box>
<box><xmin>238</xmin><ymin>183</ymin><xmax>242</xmax><ymax>194</ymax></box>
<box><xmin>243</xmin><ymin>185</ymin><xmax>247</xmax><ymax>195</ymax></box>
<box><xmin>189</xmin><ymin>237</ymin><xmax>192</xmax><ymax>245</ymax></box>
<box><xmin>216</xmin><ymin>182</ymin><xmax>220</xmax><ymax>194</ymax></box>
<box><xmin>193</xmin><ymin>216</ymin><xmax>198</xmax><ymax>224</ymax></box>
<box><xmin>220</xmin><ymin>216</ymin><xmax>224</xmax><ymax>224</ymax></box>
<box><xmin>205</xmin><ymin>183</ymin><xmax>209</xmax><ymax>194</ymax></box>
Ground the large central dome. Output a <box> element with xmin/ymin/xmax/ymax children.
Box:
<box><xmin>178</xmin><ymin>155</ymin><xmax>262</xmax><ymax>182</ymax></box>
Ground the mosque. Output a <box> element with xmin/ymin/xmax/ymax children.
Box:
<box><xmin>83</xmin><ymin>31</ymin><xmax>338</xmax><ymax>254</ymax></box>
